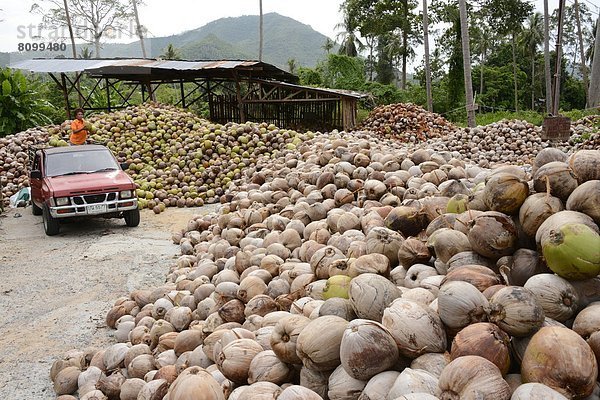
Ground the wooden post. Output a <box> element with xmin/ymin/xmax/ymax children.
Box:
<box><xmin>60</xmin><ymin>73</ymin><xmax>72</xmax><ymax>119</ymax></box>
<box><xmin>233</xmin><ymin>73</ymin><xmax>246</xmax><ymax>122</ymax></box>
<box><xmin>106</xmin><ymin>78</ymin><xmax>112</xmax><ymax>112</ymax></box>
<box><xmin>180</xmin><ymin>80</ymin><xmax>186</xmax><ymax>108</ymax></box>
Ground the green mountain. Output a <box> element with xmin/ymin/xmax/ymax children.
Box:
<box><xmin>2</xmin><ymin>13</ymin><xmax>334</xmax><ymax>70</ymax></box>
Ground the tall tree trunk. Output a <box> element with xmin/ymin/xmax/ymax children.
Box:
<box><xmin>402</xmin><ymin>43</ymin><xmax>407</xmax><ymax>89</ymax></box>
<box><xmin>590</xmin><ymin>16</ymin><xmax>600</xmax><ymax>107</ymax></box>
<box><xmin>259</xmin><ymin>0</ymin><xmax>263</xmax><ymax>61</ymax></box>
<box><xmin>552</xmin><ymin>0</ymin><xmax>566</xmax><ymax>115</ymax></box>
<box><xmin>480</xmin><ymin>46</ymin><xmax>485</xmax><ymax>100</ymax></box>
<box><xmin>458</xmin><ymin>0</ymin><xmax>476</xmax><ymax>127</ymax></box>
<box><xmin>94</xmin><ymin>37</ymin><xmax>101</xmax><ymax>58</ymax></box>
<box><xmin>423</xmin><ymin>0</ymin><xmax>433</xmax><ymax>112</ymax></box>
<box><xmin>401</xmin><ymin>0</ymin><xmax>408</xmax><ymax>90</ymax></box>
<box><xmin>63</xmin><ymin>0</ymin><xmax>77</xmax><ymax>58</ymax></box>
<box><xmin>574</xmin><ymin>0</ymin><xmax>589</xmax><ymax>107</ymax></box>
<box><xmin>512</xmin><ymin>33</ymin><xmax>519</xmax><ymax>112</ymax></box>
<box><xmin>544</xmin><ymin>0</ymin><xmax>552</xmax><ymax>114</ymax></box>
<box><xmin>531</xmin><ymin>57</ymin><xmax>535</xmax><ymax>109</ymax></box>
<box><xmin>368</xmin><ymin>37</ymin><xmax>374</xmax><ymax>81</ymax></box>
<box><xmin>132</xmin><ymin>0</ymin><xmax>147</xmax><ymax>58</ymax></box>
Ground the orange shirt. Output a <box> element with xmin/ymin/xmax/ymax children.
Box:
<box><xmin>70</xmin><ymin>119</ymin><xmax>88</xmax><ymax>145</ymax></box>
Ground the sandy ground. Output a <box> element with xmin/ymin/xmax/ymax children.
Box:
<box><xmin>0</xmin><ymin>204</ymin><xmax>218</xmax><ymax>399</ymax></box>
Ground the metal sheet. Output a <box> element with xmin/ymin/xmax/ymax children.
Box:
<box><xmin>8</xmin><ymin>58</ymin><xmax>297</xmax><ymax>82</ymax></box>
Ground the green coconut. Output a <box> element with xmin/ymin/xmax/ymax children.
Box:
<box><xmin>541</xmin><ymin>223</ymin><xmax>600</xmax><ymax>280</ymax></box>
<box><xmin>323</xmin><ymin>275</ymin><xmax>353</xmax><ymax>300</ymax></box>
<box><xmin>446</xmin><ymin>194</ymin><xmax>469</xmax><ymax>214</ymax></box>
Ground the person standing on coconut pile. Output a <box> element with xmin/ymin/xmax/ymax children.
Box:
<box><xmin>69</xmin><ymin>108</ymin><xmax>90</xmax><ymax>145</ymax></box>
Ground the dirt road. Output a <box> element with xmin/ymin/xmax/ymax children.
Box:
<box><xmin>0</xmin><ymin>205</ymin><xmax>217</xmax><ymax>399</ymax></box>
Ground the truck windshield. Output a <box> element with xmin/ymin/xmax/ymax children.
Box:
<box><xmin>46</xmin><ymin>149</ymin><xmax>120</xmax><ymax>177</ymax></box>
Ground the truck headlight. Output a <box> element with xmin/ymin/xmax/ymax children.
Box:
<box><xmin>55</xmin><ymin>197</ymin><xmax>70</xmax><ymax>206</ymax></box>
<box><xmin>120</xmin><ymin>190</ymin><xmax>133</xmax><ymax>199</ymax></box>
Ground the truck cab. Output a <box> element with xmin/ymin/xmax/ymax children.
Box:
<box><xmin>29</xmin><ymin>145</ymin><xmax>140</xmax><ymax>236</ymax></box>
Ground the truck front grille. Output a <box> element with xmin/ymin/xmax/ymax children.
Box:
<box><xmin>72</xmin><ymin>192</ymin><xmax>118</xmax><ymax>205</ymax></box>
<box><xmin>84</xmin><ymin>194</ymin><xmax>106</xmax><ymax>204</ymax></box>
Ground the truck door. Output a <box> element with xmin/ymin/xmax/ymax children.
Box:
<box><xmin>30</xmin><ymin>151</ymin><xmax>43</xmax><ymax>205</ymax></box>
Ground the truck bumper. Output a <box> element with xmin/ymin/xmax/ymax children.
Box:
<box><xmin>49</xmin><ymin>199</ymin><xmax>138</xmax><ymax>218</ymax></box>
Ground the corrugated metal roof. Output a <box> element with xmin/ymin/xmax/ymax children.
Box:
<box><xmin>252</xmin><ymin>78</ymin><xmax>367</xmax><ymax>99</ymax></box>
<box><xmin>8</xmin><ymin>58</ymin><xmax>295</xmax><ymax>81</ymax></box>
<box><xmin>8</xmin><ymin>58</ymin><xmax>119</xmax><ymax>73</ymax></box>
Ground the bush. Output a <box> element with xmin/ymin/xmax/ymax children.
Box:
<box><xmin>0</xmin><ymin>68</ymin><xmax>56</xmax><ymax>136</ymax></box>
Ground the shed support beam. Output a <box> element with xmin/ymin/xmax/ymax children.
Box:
<box><xmin>233</xmin><ymin>72</ymin><xmax>246</xmax><ymax>122</ymax></box>
<box><xmin>59</xmin><ymin>73</ymin><xmax>71</xmax><ymax>119</ymax></box>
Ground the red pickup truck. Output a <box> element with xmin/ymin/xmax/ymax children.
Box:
<box><xmin>29</xmin><ymin>144</ymin><xmax>140</xmax><ymax>236</ymax></box>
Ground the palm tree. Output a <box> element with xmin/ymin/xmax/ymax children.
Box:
<box><xmin>287</xmin><ymin>58</ymin><xmax>297</xmax><ymax>74</ymax></box>
<box><xmin>573</xmin><ymin>0</ymin><xmax>589</xmax><ymax>106</ymax></box>
<box><xmin>80</xmin><ymin>47</ymin><xmax>93</xmax><ymax>59</ymax></box>
<box><xmin>335</xmin><ymin>8</ymin><xmax>363</xmax><ymax>57</ymax></box>
<box><xmin>161</xmin><ymin>44</ymin><xmax>181</xmax><ymax>60</ymax></box>
<box><xmin>422</xmin><ymin>0</ymin><xmax>432</xmax><ymax>111</ymax></box>
<box><xmin>458</xmin><ymin>0</ymin><xmax>476</xmax><ymax>127</ymax></box>
<box><xmin>470</xmin><ymin>23</ymin><xmax>495</xmax><ymax>101</ymax></box>
<box><xmin>544</xmin><ymin>0</ymin><xmax>552</xmax><ymax>114</ymax></box>
<box><xmin>383</xmin><ymin>33</ymin><xmax>415</xmax><ymax>89</ymax></box>
<box><xmin>590</xmin><ymin>16</ymin><xmax>600</xmax><ymax>107</ymax></box>
<box><xmin>322</xmin><ymin>37</ymin><xmax>335</xmax><ymax>54</ymax></box>
<box><xmin>520</xmin><ymin>12</ymin><xmax>543</xmax><ymax>109</ymax></box>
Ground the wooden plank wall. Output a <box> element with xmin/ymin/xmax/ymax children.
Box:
<box><xmin>209</xmin><ymin>94</ymin><xmax>346</xmax><ymax>132</ymax></box>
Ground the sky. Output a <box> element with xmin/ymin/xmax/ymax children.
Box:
<box><xmin>1</xmin><ymin>0</ymin><xmax>598</xmax><ymax>70</ymax></box>
<box><xmin>0</xmin><ymin>0</ymin><xmax>345</xmax><ymax>53</ymax></box>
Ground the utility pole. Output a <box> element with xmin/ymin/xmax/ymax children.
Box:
<box><xmin>458</xmin><ymin>0</ymin><xmax>476</xmax><ymax>127</ymax></box>
<box><xmin>132</xmin><ymin>0</ymin><xmax>147</xmax><ymax>58</ymax></box>
<box><xmin>423</xmin><ymin>0</ymin><xmax>433</xmax><ymax>112</ymax></box>
<box><xmin>552</xmin><ymin>0</ymin><xmax>566</xmax><ymax>116</ymax></box>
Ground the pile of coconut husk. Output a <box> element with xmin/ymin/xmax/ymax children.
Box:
<box><xmin>357</xmin><ymin>103</ymin><xmax>457</xmax><ymax>143</ymax></box>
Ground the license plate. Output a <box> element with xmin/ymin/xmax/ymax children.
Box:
<box><xmin>87</xmin><ymin>204</ymin><xmax>108</xmax><ymax>214</ymax></box>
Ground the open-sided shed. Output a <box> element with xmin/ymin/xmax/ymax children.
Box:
<box><xmin>9</xmin><ymin>58</ymin><xmax>364</xmax><ymax>131</ymax></box>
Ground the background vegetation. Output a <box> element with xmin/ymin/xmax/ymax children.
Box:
<box><xmin>1</xmin><ymin>0</ymin><xmax>598</xmax><ymax>137</ymax></box>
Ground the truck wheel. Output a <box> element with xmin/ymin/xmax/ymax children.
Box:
<box><xmin>42</xmin><ymin>206</ymin><xmax>60</xmax><ymax>236</ymax></box>
<box><xmin>32</xmin><ymin>202</ymin><xmax>42</xmax><ymax>216</ymax></box>
<box><xmin>124</xmin><ymin>208</ymin><xmax>140</xmax><ymax>227</ymax></box>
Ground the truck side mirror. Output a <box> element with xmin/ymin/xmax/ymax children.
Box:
<box><xmin>120</xmin><ymin>162</ymin><xmax>129</xmax><ymax>170</ymax></box>
<box><xmin>30</xmin><ymin>170</ymin><xmax>42</xmax><ymax>179</ymax></box>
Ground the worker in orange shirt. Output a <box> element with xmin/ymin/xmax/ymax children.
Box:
<box><xmin>69</xmin><ymin>108</ymin><xmax>89</xmax><ymax>145</ymax></box>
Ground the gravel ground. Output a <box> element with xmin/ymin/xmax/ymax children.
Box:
<box><xmin>0</xmin><ymin>204</ymin><xmax>218</xmax><ymax>399</ymax></box>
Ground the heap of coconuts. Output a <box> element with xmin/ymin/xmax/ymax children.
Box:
<box><xmin>357</xmin><ymin>103</ymin><xmax>457</xmax><ymax>143</ymax></box>
<box><xmin>0</xmin><ymin>103</ymin><xmax>307</xmax><ymax>211</ymax></box>
<box><xmin>1</xmin><ymin>102</ymin><xmax>598</xmax><ymax>210</ymax></box>
<box><xmin>84</xmin><ymin>103</ymin><xmax>306</xmax><ymax>211</ymax></box>
<box><xmin>0</xmin><ymin>127</ymin><xmax>50</xmax><ymax>207</ymax></box>
<box><xmin>49</xmin><ymin>130</ymin><xmax>600</xmax><ymax>400</ymax></box>
<box><xmin>417</xmin><ymin>119</ymin><xmax>573</xmax><ymax>167</ymax></box>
